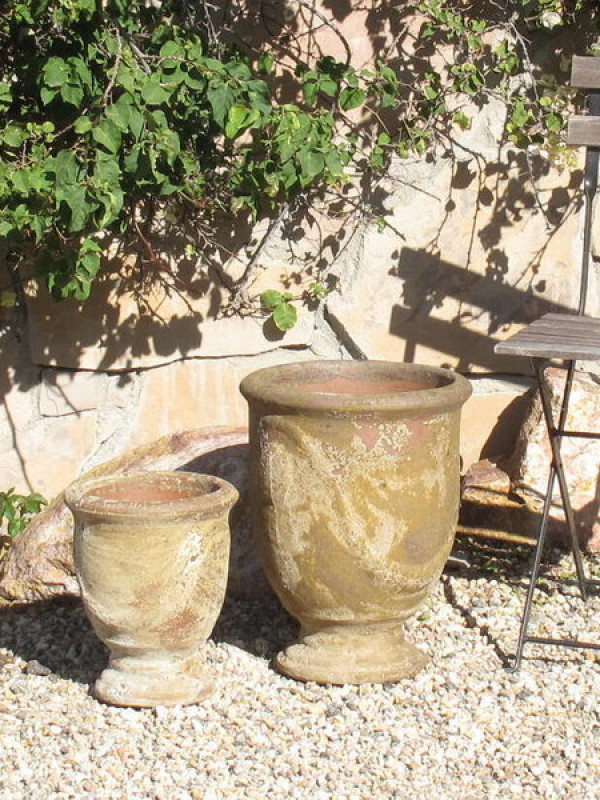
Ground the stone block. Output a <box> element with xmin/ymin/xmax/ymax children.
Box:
<box><xmin>459</xmin><ymin>460</ymin><xmax>539</xmax><ymax>545</ymax></box>
<box><xmin>25</xmin><ymin>253</ymin><xmax>315</xmax><ymax>370</ymax></box>
<box><xmin>0</xmin><ymin>331</ymin><xmax>41</xmax><ymax>435</ymax></box>
<box><xmin>39</xmin><ymin>369</ymin><xmax>106</xmax><ymax>417</ymax></box>
<box><xmin>0</xmin><ymin>452</ymin><xmax>30</xmax><ymax>495</ymax></box>
<box><xmin>459</xmin><ymin>377</ymin><xmax>532</xmax><ymax>471</ymax></box>
<box><xmin>326</xmin><ymin>150</ymin><xmax>580</xmax><ymax>375</ymax></box>
<box><xmin>127</xmin><ymin>359</ymin><xmax>249</xmax><ymax>448</ymax></box>
<box><xmin>126</xmin><ymin>350</ymin><xmax>321</xmax><ymax>451</ymax></box>
<box><xmin>15</xmin><ymin>415</ymin><xmax>98</xmax><ymax>499</ymax></box>
<box><xmin>507</xmin><ymin>368</ymin><xmax>600</xmax><ymax>551</ymax></box>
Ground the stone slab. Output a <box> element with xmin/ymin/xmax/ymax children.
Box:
<box><xmin>326</xmin><ymin>149</ymin><xmax>581</xmax><ymax>376</ymax></box>
<box><xmin>39</xmin><ymin>370</ymin><xmax>105</xmax><ymax>417</ymax></box>
<box><xmin>25</xmin><ymin>277</ymin><xmax>314</xmax><ymax>370</ymax></box>
<box><xmin>459</xmin><ymin>381</ymin><xmax>531</xmax><ymax>471</ymax></box>
<box><xmin>506</xmin><ymin>368</ymin><xmax>600</xmax><ymax>552</ymax></box>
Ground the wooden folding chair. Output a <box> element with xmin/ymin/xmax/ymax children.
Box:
<box><xmin>494</xmin><ymin>56</ymin><xmax>600</xmax><ymax>670</ymax></box>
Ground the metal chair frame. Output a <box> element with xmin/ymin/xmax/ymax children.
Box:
<box><xmin>494</xmin><ymin>57</ymin><xmax>600</xmax><ymax>670</ymax></box>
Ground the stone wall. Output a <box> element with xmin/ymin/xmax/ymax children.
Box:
<box><xmin>1</xmin><ymin>3</ymin><xmax>598</xmax><ymax>502</ymax></box>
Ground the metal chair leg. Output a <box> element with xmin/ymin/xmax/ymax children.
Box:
<box><xmin>510</xmin><ymin>463</ymin><xmax>556</xmax><ymax>671</ymax></box>
<box><xmin>510</xmin><ymin>358</ymin><xmax>596</xmax><ymax>670</ymax></box>
<box><xmin>533</xmin><ymin>359</ymin><xmax>588</xmax><ymax>600</ymax></box>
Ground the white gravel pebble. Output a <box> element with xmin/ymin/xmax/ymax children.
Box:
<box><xmin>1</xmin><ymin>539</ymin><xmax>599</xmax><ymax>799</ymax></box>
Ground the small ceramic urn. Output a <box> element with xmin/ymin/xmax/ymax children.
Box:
<box><xmin>65</xmin><ymin>470</ymin><xmax>238</xmax><ymax>707</ymax></box>
<box><xmin>240</xmin><ymin>360</ymin><xmax>471</xmax><ymax>685</ymax></box>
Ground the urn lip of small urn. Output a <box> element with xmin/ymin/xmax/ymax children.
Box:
<box><xmin>239</xmin><ymin>360</ymin><xmax>472</xmax><ymax>413</ymax></box>
<box><xmin>64</xmin><ymin>470</ymin><xmax>239</xmax><ymax>520</ymax></box>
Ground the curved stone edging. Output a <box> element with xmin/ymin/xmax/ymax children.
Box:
<box><xmin>0</xmin><ymin>426</ymin><xmax>270</xmax><ymax>603</ymax></box>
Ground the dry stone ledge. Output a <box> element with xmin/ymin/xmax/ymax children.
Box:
<box><xmin>0</xmin><ymin>426</ymin><xmax>271</xmax><ymax>604</ymax></box>
<box><xmin>458</xmin><ymin>460</ymin><xmax>539</xmax><ymax>546</ymax></box>
<box><xmin>459</xmin><ymin>370</ymin><xmax>600</xmax><ymax>553</ymax></box>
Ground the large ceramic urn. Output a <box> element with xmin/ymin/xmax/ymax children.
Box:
<box><xmin>240</xmin><ymin>360</ymin><xmax>471</xmax><ymax>684</ymax></box>
<box><xmin>65</xmin><ymin>470</ymin><xmax>238</xmax><ymax>707</ymax></box>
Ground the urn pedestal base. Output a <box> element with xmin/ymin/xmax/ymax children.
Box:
<box><xmin>94</xmin><ymin>653</ymin><xmax>214</xmax><ymax>708</ymax></box>
<box><xmin>275</xmin><ymin>622</ymin><xmax>428</xmax><ymax>685</ymax></box>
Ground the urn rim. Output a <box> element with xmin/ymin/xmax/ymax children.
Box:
<box><xmin>239</xmin><ymin>360</ymin><xmax>472</xmax><ymax>413</ymax></box>
<box><xmin>64</xmin><ymin>470</ymin><xmax>239</xmax><ymax>520</ymax></box>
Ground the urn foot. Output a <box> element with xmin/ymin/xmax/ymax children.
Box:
<box><xmin>93</xmin><ymin>658</ymin><xmax>214</xmax><ymax>708</ymax></box>
<box><xmin>275</xmin><ymin>623</ymin><xmax>429</xmax><ymax>685</ymax></box>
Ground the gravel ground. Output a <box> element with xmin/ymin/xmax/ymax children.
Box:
<box><xmin>1</xmin><ymin>538</ymin><xmax>599</xmax><ymax>800</ymax></box>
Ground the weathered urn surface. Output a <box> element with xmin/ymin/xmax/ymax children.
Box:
<box><xmin>65</xmin><ymin>470</ymin><xmax>238</xmax><ymax>707</ymax></box>
<box><xmin>240</xmin><ymin>360</ymin><xmax>472</xmax><ymax>684</ymax></box>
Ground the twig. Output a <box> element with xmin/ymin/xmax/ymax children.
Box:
<box><xmin>229</xmin><ymin>200</ymin><xmax>292</xmax><ymax>308</ymax></box>
<box><xmin>103</xmin><ymin>28</ymin><xmax>123</xmax><ymax>104</ymax></box>
<box><xmin>126</xmin><ymin>37</ymin><xmax>152</xmax><ymax>76</ymax></box>
<box><xmin>289</xmin><ymin>0</ymin><xmax>352</xmax><ymax>66</ymax></box>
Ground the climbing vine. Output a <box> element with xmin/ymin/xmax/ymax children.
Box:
<box><xmin>0</xmin><ymin>0</ymin><xmax>599</xmax><ymax>328</ymax></box>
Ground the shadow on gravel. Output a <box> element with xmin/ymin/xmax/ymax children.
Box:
<box><xmin>0</xmin><ymin>596</ymin><xmax>107</xmax><ymax>685</ymax></box>
<box><xmin>444</xmin><ymin>535</ymin><xmax>600</xmax><ymax>667</ymax></box>
<box><xmin>443</xmin><ymin>536</ymin><xmax>542</xmax><ymax>667</ymax></box>
<box><xmin>211</xmin><ymin>593</ymin><xmax>297</xmax><ymax>660</ymax></box>
<box><xmin>2</xmin><ymin>537</ymin><xmax>594</xmax><ymax>684</ymax></box>
<box><xmin>447</xmin><ymin>535</ymin><xmax>536</xmax><ymax>585</ymax></box>
<box><xmin>0</xmin><ymin>591</ymin><xmax>298</xmax><ymax>684</ymax></box>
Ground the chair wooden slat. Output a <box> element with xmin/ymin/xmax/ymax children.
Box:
<box><xmin>571</xmin><ymin>56</ymin><xmax>600</xmax><ymax>89</ymax></box>
<box><xmin>567</xmin><ymin>116</ymin><xmax>600</xmax><ymax>147</ymax></box>
<box><xmin>494</xmin><ymin>313</ymin><xmax>600</xmax><ymax>360</ymax></box>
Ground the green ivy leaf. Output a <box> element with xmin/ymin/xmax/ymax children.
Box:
<box><xmin>1</xmin><ymin>125</ymin><xmax>26</xmax><ymax>148</ymax></box>
<box><xmin>106</xmin><ymin>96</ymin><xmax>133</xmax><ymax>132</ymax></box>
<box><xmin>225</xmin><ymin>105</ymin><xmax>260</xmax><ymax>139</ymax></box>
<box><xmin>160</xmin><ymin>41</ymin><xmax>184</xmax><ymax>59</ymax></box>
<box><xmin>43</xmin><ymin>57</ymin><xmax>68</xmax><ymax>88</ymax></box>
<box><xmin>273</xmin><ymin>301</ymin><xmax>297</xmax><ymax>331</ymax></box>
<box><xmin>0</xmin><ymin>82</ymin><xmax>12</xmax><ymax>110</ymax></box>
<box><xmin>21</xmin><ymin>493</ymin><xmax>47</xmax><ymax>514</ymax></box>
<box><xmin>324</xmin><ymin>150</ymin><xmax>344</xmax><ymax>178</ymax></box>
<box><xmin>303</xmin><ymin>81</ymin><xmax>319</xmax><ymax>107</ymax></box>
<box><xmin>11</xmin><ymin>169</ymin><xmax>32</xmax><ymax>193</ymax></box>
<box><xmin>63</xmin><ymin>185</ymin><xmax>89</xmax><ymax>232</ymax></box>
<box><xmin>60</xmin><ymin>83</ymin><xmax>84</xmax><ymax>107</ymax></box>
<box><xmin>453</xmin><ymin>111</ymin><xmax>471</xmax><ymax>130</ymax></box>
<box><xmin>297</xmin><ymin>149</ymin><xmax>325</xmax><ymax>184</ymax></box>
<box><xmin>80</xmin><ymin>238</ymin><xmax>102</xmax><ymax>254</ymax></box>
<box><xmin>261</xmin><ymin>289</ymin><xmax>283</xmax><ymax>309</ymax></box>
<box><xmin>318</xmin><ymin>76</ymin><xmax>338</xmax><ymax>97</ymax></box>
<box><xmin>207</xmin><ymin>84</ymin><xmax>235</xmax><ymax>128</ymax></box>
<box><xmin>92</xmin><ymin>118</ymin><xmax>122</xmax><ymax>153</ymax></box>
<box><xmin>141</xmin><ymin>81</ymin><xmax>171</xmax><ymax>106</ymax></box>
<box><xmin>54</xmin><ymin>150</ymin><xmax>80</xmax><ymax>185</ymax></box>
<box><xmin>74</xmin><ymin>117</ymin><xmax>93</xmax><ymax>134</ymax></box>
<box><xmin>128</xmin><ymin>108</ymin><xmax>144</xmax><ymax>140</ymax></box>
<box><xmin>69</xmin><ymin>57</ymin><xmax>93</xmax><ymax>92</ymax></box>
<box><xmin>545</xmin><ymin>112</ymin><xmax>563</xmax><ymax>133</ymax></box>
<box><xmin>511</xmin><ymin>99</ymin><xmax>530</xmax><ymax>128</ymax></box>
<box><xmin>40</xmin><ymin>87</ymin><xmax>57</xmax><ymax>105</ymax></box>
<box><xmin>78</xmin><ymin>250</ymin><xmax>101</xmax><ymax>278</ymax></box>
<box><xmin>258</xmin><ymin>52</ymin><xmax>275</xmax><ymax>75</ymax></box>
<box><xmin>339</xmin><ymin>86</ymin><xmax>366</xmax><ymax>111</ymax></box>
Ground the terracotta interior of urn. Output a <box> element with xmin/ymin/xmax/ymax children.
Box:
<box><xmin>83</xmin><ymin>476</ymin><xmax>219</xmax><ymax>505</ymax></box>
<box><xmin>292</xmin><ymin>366</ymin><xmax>450</xmax><ymax>396</ymax></box>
